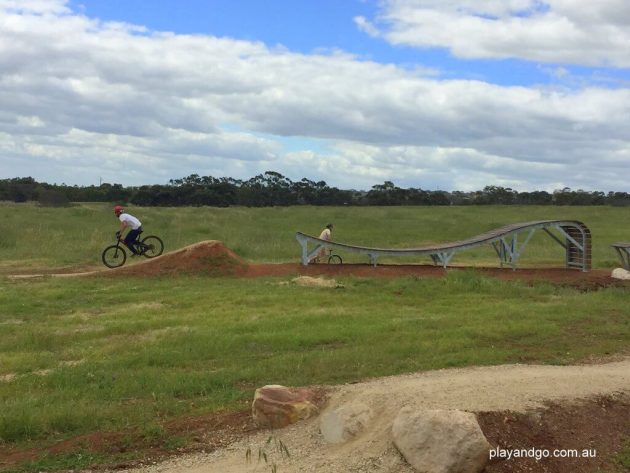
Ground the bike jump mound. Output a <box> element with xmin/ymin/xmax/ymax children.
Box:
<box><xmin>111</xmin><ymin>240</ymin><xmax>247</xmax><ymax>277</ymax></box>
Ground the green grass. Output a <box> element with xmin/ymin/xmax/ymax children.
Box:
<box><xmin>12</xmin><ymin>451</ymin><xmax>121</xmax><ymax>473</ymax></box>
<box><xmin>1</xmin><ymin>274</ymin><xmax>629</xmax><ymax>452</ymax></box>
<box><xmin>1</xmin><ymin>203</ymin><xmax>629</xmax><ymax>471</ymax></box>
<box><xmin>0</xmin><ymin>202</ymin><xmax>628</xmax><ymax>269</ymax></box>
<box><xmin>619</xmin><ymin>441</ymin><xmax>630</xmax><ymax>471</ymax></box>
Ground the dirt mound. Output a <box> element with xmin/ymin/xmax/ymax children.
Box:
<box><xmin>109</xmin><ymin>241</ymin><xmax>247</xmax><ymax>277</ymax></box>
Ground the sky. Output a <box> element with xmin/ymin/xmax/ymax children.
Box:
<box><xmin>1</xmin><ymin>0</ymin><xmax>629</xmax><ymax>191</ymax></box>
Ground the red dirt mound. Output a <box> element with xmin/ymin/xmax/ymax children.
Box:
<box><xmin>108</xmin><ymin>241</ymin><xmax>248</xmax><ymax>277</ymax></box>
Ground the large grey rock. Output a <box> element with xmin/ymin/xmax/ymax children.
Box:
<box><xmin>611</xmin><ymin>268</ymin><xmax>630</xmax><ymax>280</ymax></box>
<box><xmin>392</xmin><ymin>407</ymin><xmax>490</xmax><ymax>473</ymax></box>
<box><xmin>252</xmin><ymin>385</ymin><xmax>319</xmax><ymax>429</ymax></box>
<box><xmin>320</xmin><ymin>402</ymin><xmax>373</xmax><ymax>443</ymax></box>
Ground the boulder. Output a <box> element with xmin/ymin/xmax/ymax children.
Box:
<box><xmin>611</xmin><ymin>268</ymin><xmax>630</xmax><ymax>280</ymax></box>
<box><xmin>392</xmin><ymin>407</ymin><xmax>490</xmax><ymax>473</ymax></box>
<box><xmin>252</xmin><ymin>385</ymin><xmax>319</xmax><ymax>428</ymax></box>
<box><xmin>320</xmin><ymin>402</ymin><xmax>373</xmax><ymax>443</ymax></box>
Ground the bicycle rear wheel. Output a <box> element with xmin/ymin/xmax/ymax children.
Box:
<box><xmin>102</xmin><ymin>245</ymin><xmax>127</xmax><ymax>268</ymax></box>
<box><xmin>327</xmin><ymin>254</ymin><xmax>342</xmax><ymax>264</ymax></box>
<box><xmin>141</xmin><ymin>235</ymin><xmax>164</xmax><ymax>258</ymax></box>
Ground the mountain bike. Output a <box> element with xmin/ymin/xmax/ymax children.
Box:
<box><xmin>101</xmin><ymin>232</ymin><xmax>164</xmax><ymax>268</ymax></box>
<box><xmin>312</xmin><ymin>251</ymin><xmax>342</xmax><ymax>264</ymax></box>
<box><xmin>327</xmin><ymin>253</ymin><xmax>342</xmax><ymax>264</ymax></box>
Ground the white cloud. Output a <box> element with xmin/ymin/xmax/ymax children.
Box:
<box><xmin>354</xmin><ymin>15</ymin><xmax>380</xmax><ymax>37</ymax></box>
<box><xmin>366</xmin><ymin>0</ymin><xmax>630</xmax><ymax>67</ymax></box>
<box><xmin>0</xmin><ymin>0</ymin><xmax>69</xmax><ymax>15</ymax></box>
<box><xmin>0</xmin><ymin>1</ymin><xmax>629</xmax><ymax>191</ymax></box>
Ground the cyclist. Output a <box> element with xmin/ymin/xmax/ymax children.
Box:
<box><xmin>319</xmin><ymin>223</ymin><xmax>333</xmax><ymax>242</ymax></box>
<box><xmin>113</xmin><ymin>205</ymin><xmax>142</xmax><ymax>255</ymax></box>
<box><xmin>312</xmin><ymin>223</ymin><xmax>333</xmax><ymax>263</ymax></box>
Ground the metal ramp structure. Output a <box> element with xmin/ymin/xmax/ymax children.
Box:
<box><xmin>611</xmin><ymin>242</ymin><xmax>630</xmax><ymax>270</ymax></box>
<box><xmin>296</xmin><ymin>220</ymin><xmax>592</xmax><ymax>271</ymax></box>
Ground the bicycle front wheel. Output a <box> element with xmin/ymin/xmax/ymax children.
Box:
<box><xmin>328</xmin><ymin>254</ymin><xmax>342</xmax><ymax>264</ymax></box>
<box><xmin>141</xmin><ymin>236</ymin><xmax>164</xmax><ymax>258</ymax></box>
<box><xmin>102</xmin><ymin>245</ymin><xmax>127</xmax><ymax>268</ymax></box>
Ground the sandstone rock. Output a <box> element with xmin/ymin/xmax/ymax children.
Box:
<box><xmin>252</xmin><ymin>385</ymin><xmax>319</xmax><ymax>428</ymax></box>
<box><xmin>320</xmin><ymin>402</ymin><xmax>373</xmax><ymax>443</ymax></box>
<box><xmin>392</xmin><ymin>407</ymin><xmax>490</xmax><ymax>473</ymax></box>
<box><xmin>611</xmin><ymin>268</ymin><xmax>630</xmax><ymax>280</ymax></box>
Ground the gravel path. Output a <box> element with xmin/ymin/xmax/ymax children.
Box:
<box><xmin>111</xmin><ymin>359</ymin><xmax>630</xmax><ymax>473</ymax></box>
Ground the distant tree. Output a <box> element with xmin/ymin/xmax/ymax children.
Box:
<box><xmin>292</xmin><ymin>178</ymin><xmax>318</xmax><ymax>205</ymax></box>
<box><xmin>367</xmin><ymin>181</ymin><xmax>401</xmax><ymax>205</ymax></box>
<box><xmin>607</xmin><ymin>191</ymin><xmax>630</xmax><ymax>207</ymax></box>
<box><xmin>10</xmin><ymin>186</ymin><xmax>29</xmax><ymax>203</ymax></box>
<box><xmin>38</xmin><ymin>189</ymin><xmax>70</xmax><ymax>207</ymax></box>
<box><xmin>516</xmin><ymin>191</ymin><xmax>552</xmax><ymax>205</ymax></box>
<box><xmin>1</xmin><ymin>174</ymin><xmax>627</xmax><ymax>208</ymax></box>
<box><xmin>130</xmin><ymin>186</ymin><xmax>158</xmax><ymax>206</ymax></box>
<box><xmin>552</xmin><ymin>188</ymin><xmax>604</xmax><ymax>205</ymax></box>
<box><xmin>449</xmin><ymin>191</ymin><xmax>473</xmax><ymax>205</ymax></box>
<box><xmin>2</xmin><ymin>177</ymin><xmax>38</xmax><ymax>202</ymax></box>
<box><xmin>426</xmin><ymin>190</ymin><xmax>451</xmax><ymax>205</ymax></box>
<box><xmin>238</xmin><ymin>171</ymin><xmax>297</xmax><ymax>206</ymax></box>
<box><xmin>473</xmin><ymin>186</ymin><xmax>517</xmax><ymax>205</ymax></box>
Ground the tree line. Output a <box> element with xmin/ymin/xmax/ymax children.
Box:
<box><xmin>2</xmin><ymin>173</ymin><xmax>630</xmax><ymax>207</ymax></box>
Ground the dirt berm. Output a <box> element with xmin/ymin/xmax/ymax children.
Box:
<box><xmin>108</xmin><ymin>240</ymin><xmax>247</xmax><ymax>277</ymax></box>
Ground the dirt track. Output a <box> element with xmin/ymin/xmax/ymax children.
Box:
<box><xmin>111</xmin><ymin>359</ymin><xmax>630</xmax><ymax>473</ymax></box>
<box><xmin>7</xmin><ymin>240</ymin><xmax>628</xmax><ymax>292</ymax></box>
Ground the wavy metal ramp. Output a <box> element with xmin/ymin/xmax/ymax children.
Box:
<box><xmin>296</xmin><ymin>220</ymin><xmax>592</xmax><ymax>271</ymax></box>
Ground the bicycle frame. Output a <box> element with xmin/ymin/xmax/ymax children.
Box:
<box><xmin>115</xmin><ymin>238</ymin><xmax>130</xmax><ymax>253</ymax></box>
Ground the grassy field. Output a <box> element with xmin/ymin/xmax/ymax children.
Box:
<box><xmin>0</xmin><ymin>203</ymin><xmax>629</xmax><ymax>471</ymax></box>
<box><xmin>0</xmin><ymin>202</ymin><xmax>629</xmax><ymax>269</ymax></box>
